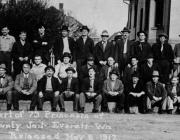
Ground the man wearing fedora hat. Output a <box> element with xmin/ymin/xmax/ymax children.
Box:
<box><xmin>127</xmin><ymin>72</ymin><xmax>146</xmax><ymax>113</ymax></box>
<box><xmin>53</xmin><ymin>25</ymin><xmax>76</xmax><ymax>66</ymax></box>
<box><xmin>59</xmin><ymin>67</ymin><xmax>79</xmax><ymax>112</ymax></box>
<box><xmin>173</xmin><ymin>35</ymin><xmax>180</xmax><ymax>76</ymax></box>
<box><xmin>146</xmin><ymin>70</ymin><xmax>167</xmax><ymax>114</ymax></box>
<box><xmin>76</xmin><ymin>25</ymin><xmax>95</xmax><ymax>72</ymax></box>
<box><xmin>0</xmin><ymin>63</ymin><xmax>14</xmax><ymax>110</ymax></box>
<box><xmin>94</xmin><ymin>30</ymin><xmax>113</xmax><ymax>68</ymax></box>
<box><xmin>102</xmin><ymin>69</ymin><xmax>125</xmax><ymax>113</ymax></box>
<box><xmin>32</xmin><ymin>24</ymin><xmax>51</xmax><ymax>65</ymax></box>
<box><xmin>131</xmin><ymin>30</ymin><xmax>152</xmax><ymax>65</ymax></box>
<box><xmin>114</xmin><ymin>27</ymin><xmax>133</xmax><ymax>75</ymax></box>
<box><xmin>54</xmin><ymin>52</ymin><xmax>77</xmax><ymax>80</ymax></box>
<box><xmin>152</xmin><ymin>33</ymin><xmax>174</xmax><ymax>84</ymax></box>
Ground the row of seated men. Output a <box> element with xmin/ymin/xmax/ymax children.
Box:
<box><xmin>0</xmin><ymin>52</ymin><xmax>180</xmax><ymax>114</ymax></box>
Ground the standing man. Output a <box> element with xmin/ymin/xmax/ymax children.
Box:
<box><xmin>0</xmin><ymin>25</ymin><xmax>16</xmax><ymax>73</ymax></box>
<box><xmin>76</xmin><ymin>25</ymin><xmax>94</xmax><ymax>72</ymax></box>
<box><xmin>0</xmin><ymin>63</ymin><xmax>14</xmax><ymax>110</ymax></box>
<box><xmin>37</xmin><ymin>66</ymin><xmax>60</xmax><ymax>112</ymax></box>
<box><xmin>131</xmin><ymin>31</ymin><xmax>152</xmax><ymax>66</ymax></box>
<box><xmin>12</xmin><ymin>31</ymin><xmax>32</xmax><ymax>77</ymax></box>
<box><xmin>13</xmin><ymin>62</ymin><xmax>37</xmax><ymax>111</ymax></box>
<box><xmin>32</xmin><ymin>24</ymin><xmax>50</xmax><ymax>65</ymax></box>
<box><xmin>94</xmin><ymin>30</ymin><xmax>113</xmax><ymax>68</ymax></box>
<box><xmin>114</xmin><ymin>27</ymin><xmax>133</xmax><ymax>75</ymax></box>
<box><xmin>146</xmin><ymin>71</ymin><xmax>167</xmax><ymax>114</ymax></box>
<box><xmin>152</xmin><ymin>33</ymin><xmax>174</xmax><ymax>84</ymax></box>
<box><xmin>54</xmin><ymin>25</ymin><xmax>76</xmax><ymax>65</ymax></box>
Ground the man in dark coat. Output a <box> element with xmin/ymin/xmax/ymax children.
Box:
<box><xmin>76</xmin><ymin>26</ymin><xmax>95</xmax><ymax>71</ymax></box>
<box><xmin>59</xmin><ymin>67</ymin><xmax>79</xmax><ymax>112</ymax></box>
<box><xmin>130</xmin><ymin>31</ymin><xmax>152</xmax><ymax>65</ymax></box>
<box><xmin>94</xmin><ymin>30</ymin><xmax>113</xmax><ymax>68</ymax></box>
<box><xmin>53</xmin><ymin>25</ymin><xmax>76</xmax><ymax>65</ymax></box>
<box><xmin>37</xmin><ymin>66</ymin><xmax>61</xmax><ymax>112</ymax></box>
<box><xmin>114</xmin><ymin>27</ymin><xmax>133</xmax><ymax>75</ymax></box>
<box><xmin>12</xmin><ymin>31</ymin><xmax>32</xmax><ymax>78</ymax></box>
<box><xmin>152</xmin><ymin>33</ymin><xmax>174</xmax><ymax>84</ymax></box>
<box><xmin>32</xmin><ymin>24</ymin><xmax>51</xmax><ymax>65</ymax></box>
<box><xmin>79</xmin><ymin>67</ymin><xmax>102</xmax><ymax>113</ymax></box>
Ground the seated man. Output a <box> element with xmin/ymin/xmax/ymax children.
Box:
<box><xmin>146</xmin><ymin>71</ymin><xmax>167</xmax><ymax>114</ymax></box>
<box><xmin>31</xmin><ymin>55</ymin><xmax>47</xmax><ymax>81</ymax></box>
<box><xmin>102</xmin><ymin>69</ymin><xmax>124</xmax><ymax>113</ymax></box>
<box><xmin>54</xmin><ymin>52</ymin><xmax>77</xmax><ymax>80</ymax></box>
<box><xmin>127</xmin><ymin>72</ymin><xmax>146</xmax><ymax>113</ymax></box>
<box><xmin>13</xmin><ymin>62</ymin><xmax>37</xmax><ymax>111</ymax></box>
<box><xmin>37</xmin><ymin>66</ymin><xmax>60</xmax><ymax>112</ymax></box>
<box><xmin>59</xmin><ymin>67</ymin><xmax>79</xmax><ymax>112</ymax></box>
<box><xmin>99</xmin><ymin>56</ymin><xmax>118</xmax><ymax>81</ymax></box>
<box><xmin>166</xmin><ymin>77</ymin><xmax>180</xmax><ymax>114</ymax></box>
<box><xmin>0</xmin><ymin>63</ymin><xmax>13</xmax><ymax>110</ymax></box>
<box><xmin>79</xmin><ymin>67</ymin><xmax>102</xmax><ymax>113</ymax></box>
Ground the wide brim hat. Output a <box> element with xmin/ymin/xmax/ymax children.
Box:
<box><xmin>0</xmin><ymin>63</ymin><xmax>7</xmax><ymax>71</ymax></box>
<box><xmin>80</xmin><ymin>25</ymin><xmax>90</xmax><ymax>32</ymax></box>
<box><xmin>109</xmin><ymin>69</ymin><xmax>119</xmax><ymax>77</ymax></box>
<box><xmin>121</xmin><ymin>27</ymin><xmax>131</xmax><ymax>33</ymax></box>
<box><xmin>158</xmin><ymin>33</ymin><xmax>168</xmax><ymax>39</ymax></box>
<box><xmin>137</xmin><ymin>30</ymin><xmax>147</xmax><ymax>37</ymax></box>
<box><xmin>65</xmin><ymin>67</ymin><xmax>76</xmax><ymax>73</ymax></box>
<box><xmin>152</xmin><ymin>70</ymin><xmax>160</xmax><ymax>77</ymax></box>
<box><xmin>61</xmin><ymin>25</ymin><xmax>69</xmax><ymax>31</ymax></box>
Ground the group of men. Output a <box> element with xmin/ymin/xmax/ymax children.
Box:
<box><xmin>0</xmin><ymin>24</ymin><xmax>180</xmax><ymax>114</ymax></box>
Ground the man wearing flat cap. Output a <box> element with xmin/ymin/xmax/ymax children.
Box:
<box><xmin>114</xmin><ymin>27</ymin><xmax>134</xmax><ymax>75</ymax></box>
<box><xmin>59</xmin><ymin>67</ymin><xmax>79</xmax><ymax>112</ymax></box>
<box><xmin>146</xmin><ymin>70</ymin><xmax>167</xmax><ymax>114</ymax></box>
<box><xmin>53</xmin><ymin>25</ymin><xmax>76</xmax><ymax>66</ymax></box>
<box><xmin>94</xmin><ymin>30</ymin><xmax>113</xmax><ymax>68</ymax></box>
<box><xmin>0</xmin><ymin>63</ymin><xmax>14</xmax><ymax>110</ymax></box>
<box><xmin>37</xmin><ymin>65</ymin><xmax>61</xmax><ymax>111</ymax></box>
<box><xmin>131</xmin><ymin>30</ymin><xmax>152</xmax><ymax>66</ymax></box>
<box><xmin>152</xmin><ymin>33</ymin><xmax>174</xmax><ymax>84</ymax></box>
<box><xmin>32</xmin><ymin>24</ymin><xmax>51</xmax><ymax>65</ymax></box>
<box><xmin>76</xmin><ymin>25</ymin><xmax>95</xmax><ymax>72</ymax></box>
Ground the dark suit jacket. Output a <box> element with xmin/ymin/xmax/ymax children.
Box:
<box><xmin>12</xmin><ymin>41</ymin><xmax>32</xmax><ymax>63</ymax></box>
<box><xmin>0</xmin><ymin>74</ymin><xmax>14</xmax><ymax>93</ymax></box>
<box><xmin>152</xmin><ymin>42</ymin><xmax>174</xmax><ymax>61</ymax></box>
<box><xmin>53</xmin><ymin>37</ymin><xmax>76</xmax><ymax>62</ymax></box>
<box><xmin>146</xmin><ymin>81</ymin><xmax>167</xmax><ymax>100</ymax></box>
<box><xmin>127</xmin><ymin>80</ymin><xmax>144</xmax><ymax>94</ymax></box>
<box><xmin>94</xmin><ymin>41</ymin><xmax>113</xmax><ymax>63</ymax></box>
<box><xmin>166</xmin><ymin>84</ymin><xmax>180</xmax><ymax>99</ymax></box>
<box><xmin>37</xmin><ymin>76</ymin><xmax>60</xmax><ymax>93</ymax></box>
<box><xmin>114</xmin><ymin>39</ymin><xmax>133</xmax><ymax>63</ymax></box>
<box><xmin>76</xmin><ymin>36</ymin><xmax>94</xmax><ymax>60</ymax></box>
<box><xmin>81</xmin><ymin>77</ymin><xmax>102</xmax><ymax>95</ymax></box>
<box><xmin>14</xmin><ymin>73</ymin><xmax>37</xmax><ymax>94</ymax></box>
<box><xmin>61</xmin><ymin>77</ymin><xmax>79</xmax><ymax>94</ymax></box>
<box><xmin>130</xmin><ymin>41</ymin><xmax>152</xmax><ymax>62</ymax></box>
<box><xmin>103</xmin><ymin>79</ymin><xmax>124</xmax><ymax>95</ymax></box>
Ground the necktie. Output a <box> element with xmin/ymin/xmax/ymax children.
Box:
<box><xmin>23</xmin><ymin>75</ymin><xmax>29</xmax><ymax>90</ymax></box>
<box><xmin>102</xmin><ymin>41</ymin><xmax>106</xmax><ymax>52</ymax></box>
<box><xmin>161</xmin><ymin>44</ymin><xmax>164</xmax><ymax>52</ymax></box>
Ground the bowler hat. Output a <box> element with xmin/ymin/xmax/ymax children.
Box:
<box><xmin>80</xmin><ymin>25</ymin><xmax>90</xmax><ymax>32</ymax></box>
<box><xmin>152</xmin><ymin>71</ymin><xmax>159</xmax><ymax>77</ymax></box>
<box><xmin>45</xmin><ymin>65</ymin><xmax>55</xmax><ymax>72</ymax></box>
<box><xmin>158</xmin><ymin>32</ymin><xmax>168</xmax><ymax>39</ymax></box>
<box><xmin>121</xmin><ymin>27</ymin><xmax>131</xmax><ymax>33</ymax></box>
<box><xmin>65</xmin><ymin>67</ymin><xmax>76</xmax><ymax>73</ymax></box>
<box><xmin>137</xmin><ymin>30</ymin><xmax>147</xmax><ymax>37</ymax></box>
<box><xmin>61</xmin><ymin>25</ymin><xmax>69</xmax><ymax>31</ymax></box>
<box><xmin>109</xmin><ymin>69</ymin><xmax>119</xmax><ymax>77</ymax></box>
<box><xmin>101</xmin><ymin>30</ymin><xmax>109</xmax><ymax>37</ymax></box>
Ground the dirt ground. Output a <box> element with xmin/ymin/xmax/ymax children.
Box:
<box><xmin>0</xmin><ymin>101</ymin><xmax>179</xmax><ymax>140</ymax></box>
